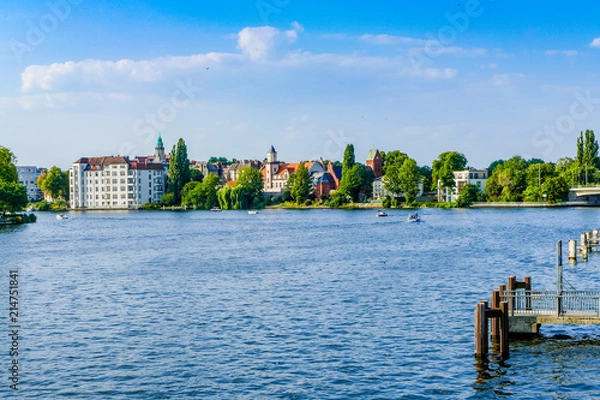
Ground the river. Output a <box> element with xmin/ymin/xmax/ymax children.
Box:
<box><xmin>1</xmin><ymin>208</ymin><xmax>600</xmax><ymax>399</ymax></box>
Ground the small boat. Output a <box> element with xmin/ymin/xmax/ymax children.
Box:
<box><xmin>376</xmin><ymin>210</ymin><xmax>388</xmax><ymax>217</ymax></box>
<box><xmin>56</xmin><ymin>214</ymin><xmax>68</xmax><ymax>220</ymax></box>
<box><xmin>407</xmin><ymin>212</ymin><xmax>421</xmax><ymax>222</ymax></box>
<box><xmin>210</xmin><ymin>207</ymin><xmax>222</xmax><ymax>212</ymax></box>
<box><xmin>247</xmin><ymin>210</ymin><xmax>259</xmax><ymax>215</ymax></box>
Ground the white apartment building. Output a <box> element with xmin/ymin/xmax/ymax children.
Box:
<box><xmin>17</xmin><ymin>166</ymin><xmax>45</xmax><ymax>202</ymax></box>
<box><xmin>70</xmin><ymin>156</ymin><xmax>167</xmax><ymax>209</ymax></box>
<box><xmin>446</xmin><ymin>168</ymin><xmax>488</xmax><ymax>202</ymax></box>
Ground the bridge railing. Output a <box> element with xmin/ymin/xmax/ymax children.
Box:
<box><xmin>502</xmin><ymin>291</ymin><xmax>600</xmax><ymax>316</ymax></box>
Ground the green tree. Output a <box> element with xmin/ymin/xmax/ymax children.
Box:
<box><xmin>456</xmin><ymin>183</ymin><xmax>480</xmax><ymax>208</ymax></box>
<box><xmin>555</xmin><ymin>157</ymin><xmax>578</xmax><ymax>187</ymax></box>
<box><xmin>541</xmin><ymin>176</ymin><xmax>569</xmax><ymax>203</ymax></box>
<box><xmin>384</xmin><ymin>154</ymin><xmax>420</xmax><ymax>203</ymax></box>
<box><xmin>359</xmin><ymin>164</ymin><xmax>375</xmax><ymax>199</ymax></box>
<box><xmin>418</xmin><ymin>165</ymin><xmax>432</xmax><ymax>193</ymax></box>
<box><xmin>182</xmin><ymin>174</ymin><xmax>221</xmax><ymax>209</ymax></box>
<box><xmin>168</xmin><ymin>138</ymin><xmax>191</xmax><ymax>204</ymax></box>
<box><xmin>485</xmin><ymin>156</ymin><xmax>528</xmax><ymax>201</ymax></box>
<box><xmin>37</xmin><ymin>166</ymin><xmax>69</xmax><ymax>200</ymax></box>
<box><xmin>0</xmin><ymin>147</ymin><xmax>27</xmax><ymax>213</ymax></box>
<box><xmin>235</xmin><ymin>167</ymin><xmax>263</xmax><ymax>208</ymax></box>
<box><xmin>339</xmin><ymin>144</ymin><xmax>363</xmax><ymax>202</ymax></box>
<box><xmin>289</xmin><ymin>162</ymin><xmax>312</xmax><ymax>203</ymax></box>
<box><xmin>487</xmin><ymin>159</ymin><xmax>504</xmax><ymax>177</ymax></box>
<box><xmin>190</xmin><ymin>168</ymin><xmax>203</xmax><ymax>182</ymax></box>
<box><xmin>431</xmin><ymin>151</ymin><xmax>468</xmax><ymax>198</ymax></box>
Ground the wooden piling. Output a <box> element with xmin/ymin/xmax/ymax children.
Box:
<box><xmin>507</xmin><ymin>276</ymin><xmax>516</xmax><ymax>313</ymax></box>
<box><xmin>474</xmin><ymin>301</ymin><xmax>489</xmax><ymax>358</ymax></box>
<box><xmin>524</xmin><ymin>276</ymin><xmax>532</xmax><ymax>310</ymax></box>
<box><xmin>490</xmin><ymin>290</ymin><xmax>500</xmax><ymax>339</ymax></box>
<box><xmin>499</xmin><ymin>301</ymin><xmax>510</xmax><ymax>358</ymax></box>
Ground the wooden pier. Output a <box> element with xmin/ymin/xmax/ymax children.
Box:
<box><xmin>475</xmin><ymin>240</ymin><xmax>600</xmax><ymax>359</ymax></box>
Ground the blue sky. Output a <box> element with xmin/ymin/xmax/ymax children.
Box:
<box><xmin>1</xmin><ymin>1</ymin><xmax>600</xmax><ymax>170</ymax></box>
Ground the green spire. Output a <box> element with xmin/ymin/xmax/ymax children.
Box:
<box><xmin>157</xmin><ymin>135</ymin><xmax>163</xmax><ymax>148</ymax></box>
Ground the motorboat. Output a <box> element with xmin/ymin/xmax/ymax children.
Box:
<box><xmin>56</xmin><ymin>214</ymin><xmax>68</xmax><ymax>220</ymax></box>
<box><xmin>210</xmin><ymin>207</ymin><xmax>222</xmax><ymax>212</ymax></box>
<box><xmin>407</xmin><ymin>212</ymin><xmax>421</xmax><ymax>222</ymax></box>
<box><xmin>248</xmin><ymin>210</ymin><xmax>259</xmax><ymax>215</ymax></box>
<box><xmin>376</xmin><ymin>210</ymin><xmax>388</xmax><ymax>217</ymax></box>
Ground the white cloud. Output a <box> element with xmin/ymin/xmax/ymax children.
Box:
<box><xmin>545</xmin><ymin>50</ymin><xmax>578</xmax><ymax>56</ymax></box>
<box><xmin>590</xmin><ymin>38</ymin><xmax>600</xmax><ymax>48</ymax></box>
<box><xmin>237</xmin><ymin>22</ymin><xmax>303</xmax><ymax>61</ymax></box>
<box><xmin>21</xmin><ymin>52</ymin><xmax>239</xmax><ymax>92</ymax></box>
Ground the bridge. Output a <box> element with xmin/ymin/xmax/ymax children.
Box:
<box><xmin>569</xmin><ymin>186</ymin><xmax>600</xmax><ymax>204</ymax></box>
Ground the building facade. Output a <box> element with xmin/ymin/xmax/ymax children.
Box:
<box><xmin>69</xmin><ymin>138</ymin><xmax>167</xmax><ymax>209</ymax></box>
<box><xmin>366</xmin><ymin>149</ymin><xmax>383</xmax><ymax>178</ymax></box>
<box><xmin>17</xmin><ymin>166</ymin><xmax>45</xmax><ymax>202</ymax></box>
<box><xmin>445</xmin><ymin>168</ymin><xmax>488</xmax><ymax>202</ymax></box>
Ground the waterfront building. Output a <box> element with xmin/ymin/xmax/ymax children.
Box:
<box><xmin>447</xmin><ymin>168</ymin><xmax>488</xmax><ymax>202</ymax></box>
<box><xmin>17</xmin><ymin>166</ymin><xmax>45</xmax><ymax>201</ymax></box>
<box><xmin>69</xmin><ymin>138</ymin><xmax>167</xmax><ymax>209</ymax></box>
<box><xmin>261</xmin><ymin>146</ymin><xmax>342</xmax><ymax>197</ymax></box>
<box><xmin>366</xmin><ymin>149</ymin><xmax>383</xmax><ymax>178</ymax></box>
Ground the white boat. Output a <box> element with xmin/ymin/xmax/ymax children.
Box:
<box><xmin>407</xmin><ymin>213</ymin><xmax>421</xmax><ymax>222</ymax></box>
<box><xmin>248</xmin><ymin>210</ymin><xmax>259</xmax><ymax>215</ymax></box>
<box><xmin>210</xmin><ymin>207</ymin><xmax>222</xmax><ymax>212</ymax></box>
<box><xmin>56</xmin><ymin>214</ymin><xmax>68</xmax><ymax>220</ymax></box>
<box><xmin>376</xmin><ymin>210</ymin><xmax>388</xmax><ymax>217</ymax></box>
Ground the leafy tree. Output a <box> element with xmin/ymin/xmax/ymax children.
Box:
<box><xmin>168</xmin><ymin>138</ymin><xmax>191</xmax><ymax>204</ymax></box>
<box><xmin>339</xmin><ymin>144</ymin><xmax>363</xmax><ymax>202</ymax></box>
<box><xmin>160</xmin><ymin>192</ymin><xmax>176</xmax><ymax>206</ymax></box>
<box><xmin>555</xmin><ymin>157</ymin><xmax>578</xmax><ymax>187</ymax></box>
<box><xmin>541</xmin><ymin>176</ymin><xmax>569</xmax><ymax>203</ymax></box>
<box><xmin>456</xmin><ymin>183</ymin><xmax>480</xmax><ymax>208</ymax></box>
<box><xmin>382</xmin><ymin>150</ymin><xmax>408</xmax><ymax>174</ymax></box>
<box><xmin>182</xmin><ymin>174</ymin><xmax>221</xmax><ymax>209</ymax></box>
<box><xmin>487</xmin><ymin>159</ymin><xmax>504</xmax><ymax>177</ymax></box>
<box><xmin>190</xmin><ymin>168</ymin><xmax>204</xmax><ymax>182</ymax></box>
<box><xmin>384</xmin><ymin>154</ymin><xmax>420</xmax><ymax>203</ymax></box>
<box><xmin>37</xmin><ymin>166</ymin><xmax>69</xmax><ymax>200</ymax></box>
<box><xmin>289</xmin><ymin>162</ymin><xmax>312</xmax><ymax>203</ymax></box>
<box><xmin>0</xmin><ymin>147</ymin><xmax>27</xmax><ymax>213</ymax></box>
<box><xmin>359</xmin><ymin>164</ymin><xmax>375</xmax><ymax>199</ymax></box>
<box><xmin>431</xmin><ymin>151</ymin><xmax>468</xmax><ymax>198</ymax></box>
<box><xmin>418</xmin><ymin>165</ymin><xmax>432</xmax><ymax>193</ymax></box>
<box><xmin>235</xmin><ymin>167</ymin><xmax>263</xmax><ymax>206</ymax></box>
<box><xmin>208</xmin><ymin>156</ymin><xmax>236</xmax><ymax>165</ymax></box>
<box><xmin>485</xmin><ymin>156</ymin><xmax>528</xmax><ymax>201</ymax></box>
<box><xmin>0</xmin><ymin>147</ymin><xmax>19</xmax><ymax>183</ymax></box>
<box><xmin>576</xmin><ymin>129</ymin><xmax>599</xmax><ymax>184</ymax></box>
<box><xmin>398</xmin><ymin>158</ymin><xmax>420</xmax><ymax>203</ymax></box>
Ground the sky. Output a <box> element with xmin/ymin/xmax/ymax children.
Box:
<box><xmin>1</xmin><ymin>0</ymin><xmax>600</xmax><ymax>170</ymax></box>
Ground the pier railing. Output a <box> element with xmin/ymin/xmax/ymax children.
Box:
<box><xmin>502</xmin><ymin>290</ymin><xmax>600</xmax><ymax>317</ymax></box>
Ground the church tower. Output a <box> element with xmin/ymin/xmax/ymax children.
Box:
<box><xmin>265</xmin><ymin>145</ymin><xmax>279</xmax><ymax>190</ymax></box>
<box><xmin>154</xmin><ymin>135</ymin><xmax>166</xmax><ymax>163</ymax></box>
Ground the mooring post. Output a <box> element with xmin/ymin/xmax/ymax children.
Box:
<box><xmin>499</xmin><ymin>301</ymin><xmax>510</xmax><ymax>358</ymax></box>
<box><xmin>593</xmin><ymin>228</ymin><xmax>599</xmax><ymax>245</ymax></box>
<box><xmin>581</xmin><ymin>233</ymin><xmax>589</xmax><ymax>261</ymax></box>
<box><xmin>586</xmin><ymin>231</ymin><xmax>592</xmax><ymax>250</ymax></box>
<box><xmin>557</xmin><ymin>240</ymin><xmax>563</xmax><ymax>316</ymax></box>
<box><xmin>490</xmin><ymin>290</ymin><xmax>500</xmax><ymax>340</ymax></box>
<box><xmin>568</xmin><ymin>239</ymin><xmax>577</xmax><ymax>263</ymax></box>
<box><xmin>474</xmin><ymin>301</ymin><xmax>489</xmax><ymax>358</ymax></box>
<box><xmin>507</xmin><ymin>276</ymin><xmax>516</xmax><ymax>314</ymax></box>
<box><xmin>524</xmin><ymin>276</ymin><xmax>532</xmax><ymax>310</ymax></box>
